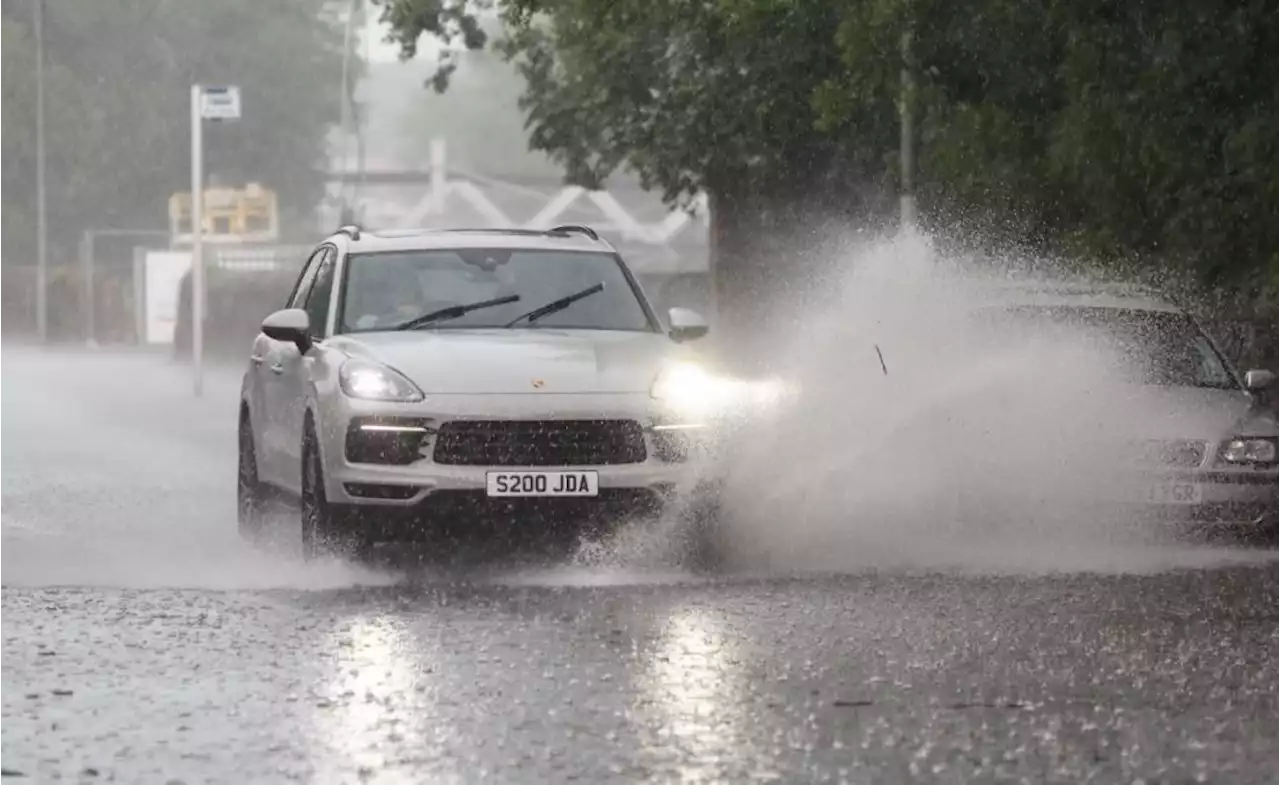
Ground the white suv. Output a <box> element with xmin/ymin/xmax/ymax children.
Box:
<box><xmin>236</xmin><ymin>225</ymin><xmax>733</xmax><ymax>561</ymax></box>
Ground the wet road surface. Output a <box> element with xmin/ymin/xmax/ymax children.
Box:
<box><xmin>2</xmin><ymin>345</ymin><xmax>1277</xmax><ymax>784</ymax></box>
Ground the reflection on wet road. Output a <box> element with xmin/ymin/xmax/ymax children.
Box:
<box><xmin>2</xmin><ymin>346</ymin><xmax>1276</xmax><ymax>784</ymax></box>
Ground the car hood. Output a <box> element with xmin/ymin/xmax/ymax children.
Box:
<box><xmin>1115</xmin><ymin>386</ymin><xmax>1276</xmax><ymax>441</ymax></box>
<box><xmin>328</xmin><ymin>329</ymin><xmax>685</xmax><ymax>394</ymax></box>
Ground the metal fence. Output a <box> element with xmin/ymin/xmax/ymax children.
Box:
<box><xmin>171</xmin><ymin>245</ymin><xmax>310</xmax><ymax>361</ymax></box>
<box><xmin>2</xmin><ymin>264</ymin><xmax>89</xmax><ymax>341</ymax></box>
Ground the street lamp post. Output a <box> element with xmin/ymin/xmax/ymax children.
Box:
<box><xmin>35</xmin><ymin>0</ymin><xmax>49</xmax><ymax>342</ymax></box>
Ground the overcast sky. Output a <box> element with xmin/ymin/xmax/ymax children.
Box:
<box><xmin>361</xmin><ymin>10</ymin><xmax>444</xmax><ymax>64</ymax></box>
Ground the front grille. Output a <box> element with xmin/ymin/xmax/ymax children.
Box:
<box><xmin>433</xmin><ymin>419</ymin><xmax>647</xmax><ymax>466</ymax></box>
<box><xmin>344</xmin><ymin>482</ymin><xmax>419</xmax><ymax>500</ymax></box>
<box><xmin>1137</xmin><ymin>439</ymin><xmax>1208</xmax><ymax>468</ymax></box>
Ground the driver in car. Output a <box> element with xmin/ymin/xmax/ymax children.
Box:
<box><xmin>351</xmin><ymin>268</ymin><xmax>425</xmax><ymax>330</ymax></box>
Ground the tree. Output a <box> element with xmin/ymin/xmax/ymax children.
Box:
<box><xmin>1</xmin><ymin>0</ymin><xmax>356</xmax><ymax>271</ymax></box>
<box><xmin>1050</xmin><ymin>0</ymin><xmax>1276</xmax><ymax>303</ymax></box>
<box><xmin>376</xmin><ymin>0</ymin><xmax>896</xmax><ymax>355</ymax></box>
<box><xmin>1</xmin><ymin>17</ymin><xmax>100</xmax><ymax>270</ymax></box>
<box><xmin>820</xmin><ymin>0</ymin><xmax>1277</xmax><ymax>305</ymax></box>
<box><xmin>377</xmin><ymin>0</ymin><xmax>1276</xmax><ymax>351</ymax></box>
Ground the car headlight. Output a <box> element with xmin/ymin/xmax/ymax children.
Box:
<box><xmin>339</xmin><ymin>359</ymin><xmax>424</xmax><ymax>402</ymax></box>
<box><xmin>651</xmin><ymin>362</ymin><xmax>722</xmax><ymax>416</ymax></box>
<box><xmin>650</xmin><ymin>361</ymin><xmax>790</xmax><ymax>420</ymax></box>
<box><xmin>1221</xmin><ymin>436</ymin><xmax>1278</xmax><ymax>465</ymax></box>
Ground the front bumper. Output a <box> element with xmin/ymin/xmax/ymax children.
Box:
<box><xmin>976</xmin><ymin>465</ymin><xmax>1278</xmax><ymax>529</ymax></box>
<box><xmin>314</xmin><ymin>392</ymin><xmax>715</xmax><ymax>509</ymax></box>
<box><xmin>1133</xmin><ymin>468</ymin><xmax>1277</xmax><ymax>527</ymax></box>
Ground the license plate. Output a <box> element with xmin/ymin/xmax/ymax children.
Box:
<box><xmin>485</xmin><ymin>470</ymin><xmax>600</xmax><ymax>498</ymax></box>
<box><xmin>1145</xmin><ymin>481</ymin><xmax>1202</xmax><ymax>505</ymax></box>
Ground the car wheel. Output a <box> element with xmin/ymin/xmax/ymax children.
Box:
<box><xmin>237</xmin><ymin>410</ymin><xmax>268</xmax><ymax>544</ymax></box>
<box><xmin>300</xmin><ymin>422</ymin><xmax>371</xmax><ymax>562</ymax></box>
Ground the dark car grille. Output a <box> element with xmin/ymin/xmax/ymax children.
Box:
<box><xmin>432</xmin><ymin>419</ymin><xmax>647</xmax><ymax>466</ymax></box>
<box><xmin>345</xmin><ymin>416</ymin><xmax>436</xmax><ymax>466</ymax></box>
<box><xmin>1137</xmin><ymin>439</ymin><xmax>1208</xmax><ymax>468</ymax></box>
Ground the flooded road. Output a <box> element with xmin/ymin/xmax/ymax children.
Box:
<box><xmin>2</xmin><ymin>346</ymin><xmax>1276</xmax><ymax>784</ymax></box>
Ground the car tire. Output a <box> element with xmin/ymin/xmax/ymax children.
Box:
<box><xmin>300</xmin><ymin>421</ymin><xmax>372</xmax><ymax>563</ymax></box>
<box><xmin>237</xmin><ymin>409</ymin><xmax>268</xmax><ymax>544</ymax></box>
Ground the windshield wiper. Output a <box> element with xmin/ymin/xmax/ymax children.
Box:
<box><xmin>390</xmin><ymin>294</ymin><xmax>521</xmax><ymax>330</ymax></box>
<box><xmin>503</xmin><ymin>282</ymin><xmax>605</xmax><ymax>328</ymax></box>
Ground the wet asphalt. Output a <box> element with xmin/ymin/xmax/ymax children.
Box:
<box><xmin>1</xmin><ymin>345</ymin><xmax>1276</xmax><ymax>785</ymax></box>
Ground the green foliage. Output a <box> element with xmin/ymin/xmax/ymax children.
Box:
<box><xmin>381</xmin><ymin>0</ymin><xmax>1275</xmax><ymax>310</ymax></box>
<box><xmin>1053</xmin><ymin>0</ymin><xmax>1276</xmax><ymax>295</ymax></box>
<box><xmin>374</xmin><ymin>0</ymin><xmax>490</xmax><ymax>91</ymax></box>
<box><xmin>2</xmin><ymin>18</ymin><xmax>95</xmax><ymax>266</ymax></box>
<box><xmin>824</xmin><ymin>0</ymin><xmax>1277</xmax><ymax>298</ymax></box>
<box><xmin>1</xmin><ymin>0</ymin><xmax>353</xmax><ymax>266</ymax></box>
<box><xmin>498</xmin><ymin>0</ymin><xmax>859</xmax><ymax>205</ymax></box>
<box><xmin>375</xmin><ymin>0</ymin><xmax>856</xmax><ymax>203</ymax></box>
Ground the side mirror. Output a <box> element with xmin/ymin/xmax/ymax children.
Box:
<box><xmin>1244</xmin><ymin>369</ymin><xmax>1277</xmax><ymax>391</ymax></box>
<box><xmin>262</xmin><ymin>308</ymin><xmax>312</xmax><ymax>353</ymax></box>
<box><xmin>667</xmin><ymin>307</ymin><xmax>709</xmax><ymax>343</ymax></box>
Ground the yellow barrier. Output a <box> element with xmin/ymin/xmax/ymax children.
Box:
<box><xmin>168</xmin><ymin>183</ymin><xmax>279</xmax><ymax>242</ymax></box>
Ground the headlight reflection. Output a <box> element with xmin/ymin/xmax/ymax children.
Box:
<box><xmin>308</xmin><ymin>615</ymin><xmax>460</xmax><ymax>784</ymax></box>
<box><xmin>638</xmin><ymin>607</ymin><xmax>753</xmax><ymax>778</ymax></box>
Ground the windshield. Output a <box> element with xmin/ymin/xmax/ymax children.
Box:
<box><xmin>971</xmin><ymin>305</ymin><xmax>1238</xmax><ymax>389</ymax></box>
<box><xmin>337</xmin><ymin>248</ymin><xmax>655</xmax><ymax>333</ymax></box>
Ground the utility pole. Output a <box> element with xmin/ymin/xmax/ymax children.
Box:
<box><xmin>899</xmin><ymin>25</ymin><xmax>917</xmax><ymax>233</ymax></box>
<box><xmin>35</xmin><ymin>0</ymin><xmax>49</xmax><ymax>342</ymax></box>
<box><xmin>338</xmin><ymin>0</ymin><xmax>360</xmax><ymax>223</ymax></box>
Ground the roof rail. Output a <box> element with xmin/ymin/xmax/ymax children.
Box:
<box><xmin>432</xmin><ymin>225</ymin><xmax>602</xmax><ymax>241</ymax></box>
<box><xmin>410</xmin><ymin>225</ymin><xmax>605</xmax><ymax>242</ymax></box>
<box><xmin>359</xmin><ymin>226</ymin><xmax>612</xmax><ymax>245</ymax></box>
<box><xmin>546</xmin><ymin>224</ymin><xmax>600</xmax><ymax>241</ymax></box>
<box><xmin>431</xmin><ymin>228</ymin><xmax>549</xmax><ymax>237</ymax></box>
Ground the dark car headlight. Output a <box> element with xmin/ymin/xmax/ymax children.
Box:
<box><xmin>1220</xmin><ymin>436</ymin><xmax>1278</xmax><ymax>465</ymax></box>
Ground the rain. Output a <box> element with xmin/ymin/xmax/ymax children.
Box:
<box><xmin>2</xmin><ymin>1</ymin><xmax>1276</xmax><ymax>783</ymax></box>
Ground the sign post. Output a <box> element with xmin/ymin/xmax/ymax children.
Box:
<box><xmin>190</xmin><ymin>84</ymin><xmax>241</xmax><ymax>397</ymax></box>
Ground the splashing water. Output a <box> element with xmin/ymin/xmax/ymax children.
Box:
<box><xmin>692</xmin><ymin>229</ymin><xmax>1275</xmax><ymax>575</ymax></box>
